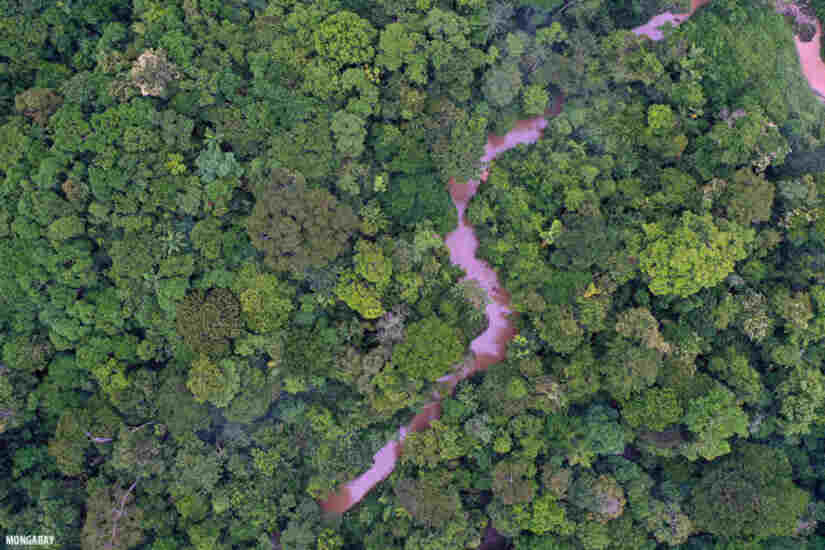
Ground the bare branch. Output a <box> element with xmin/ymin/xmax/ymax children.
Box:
<box><xmin>85</xmin><ymin>432</ymin><xmax>113</xmax><ymax>444</ymax></box>
<box><xmin>109</xmin><ymin>480</ymin><xmax>138</xmax><ymax>550</ymax></box>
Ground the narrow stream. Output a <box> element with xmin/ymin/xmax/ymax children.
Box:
<box><xmin>320</xmin><ymin>0</ymin><xmax>825</xmax><ymax>519</ymax></box>
<box><xmin>320</xmin><ymin>97</ymin><xmax>563</xmax><ymax>515</ymax></box>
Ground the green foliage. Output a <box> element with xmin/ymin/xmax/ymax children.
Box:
<box><xmin>231</xmin><ymin>263</ymin><xmax>295</xmax><ymax>333</ymax></box>
<box><xmin>691</xmin><ymin>444</ymin><xmax>811</xmax><ymax>540</ymax></box>
<box><xmin>775</xmin><ymin>366</ymin><xmax>825</xmax><ymax>437</ymax></box>
<box><xmin>3</xmin><ymin>334</ymin><xmax>53</xmax><ymax>373</ymax></box>
<box><xmin>600</xmin><ymin>336</ymin><xmax>662</xmax><ymax>402</ymax></box>
<box><xmin>394</xmin><ymin>470</ymin><xmax>464</xmax><ymax>528</ymax></box>
<box><xmin>576</xmin><ymin>519</ymin><xmax>611</xmax><ymax>550</ymax></box>
<box><xmin>91</xmin><ymin>357</ymin><xmax>129</xmax><ymax>400</ymax></box>
<box><xmin>621</xmin><ymin>387</ymin><xmax>683</xmax><ymax>432</ymax></box>
<box><xmin>638</xmin><ymin>211</ymin><xmax>755</xmax><ymax>297</ymax></box>
<box><xmin>186</xmin><ymin>355</ymin><xmax>241</xmax><ymax>408</ymax></box>
<box><xmin>600</xmin><ymin>30</ymin><xmax>664</xmax><ymax>87</ymax></box>
<box><xmin>647</xmin><ymin>104</ymin><xmax>675</xmax><ymax>133</ymax></box>
<box><xmin>314</xmin><ymin>11</ymin><xmax>377</xmax><ymax>67</ymax></box>
<box><xmin>523</xmin><ymin>493</ymin><xmax>571</xmax><ymax>535</ymax></box>
<box><xmin>676</xmin><ymin>2</ymin><xmax>825</xmax><ymax>149</ymax></box>
<box><xmin>376</xmin><ymin>22</ymin><xmax>426</xmax><ymax>81</ymax></box>
<box><xmin>484</xmin><ymin>61</ymin><xmax>523</xmax><ymax>108</ymax></box>
<box><xmin>522</xmin><ymin>84</ymin><xmax>550</xmax><ymax>116</ymax></box>
<box><xmin>359</xmin><ymin>200</ymin><xmax>390</xmax><ymax>235</ymax></box>
<box><xmin>354</xmin><ymin>239</ymin><xmax>392</xmax><ymax>288</ymax></box>
<box><xmin>332</xmin><ymin>110</ymin><xmax>368</xmax><ymax>158</ymax></box>
<box><xmin>431</xmin><ymin>110</ymin><xmax>488</xmax><ymax>185</ymax></box>
<box><xmin>380</xmin><ymin>172</ymin><xmax>458</xmax><ymax>235</ymax></box>
<box><xmin>391</xmin><ymin>316</ymin><xmax>464</xmax><ymax>382</ymax></box>
<box><xmin>682</xmin><ymin>385</ymin><xmax>749</xmax><ymax>461</ymax></box>
<box><xmin>544</xmin><ymin>405</ymin><xmax>630</xmax><ymax>468</ymax></box>
<box><xmin>725</xmin><ymin>169</ymin><xmax>776</xmax><ymax>225</ymax></box>
<box><xmin>707</xmin><ymin>346</ymin><xmax>764</xmax><ymax>405</ymax></box>
<box><xmin>176</xmin><ymin>288</ymin><xmax>244</xmax><ymax>358</ymax></box>
<box><xmin>335</xmin><ymin>274</ymin><xmax>385</xmax><ymax>319</ymax></box>
<box><xmin>247</xmin><ymin>168</ymin><xmax>358</xmax><ymax>273</ymax></box>
<box><xmin>335</xmin><ymin>238</ymin><xmax>393</xmax><ymax>319</ymax></box>
<box><xmin>196</xmin><ymin>140</ymin><xmax>242</xmax><ymax>183</ymax></box>
<box><xmin>401</xmin><ymin>419</ymin><xmax>473</xmax><ymax>469</ymax></box>
<box><xmin>223</xmin><ymin>364</ymin><xmax>278</xmax><ymax>423</ymax></box>
<box><xmin>82</xmin><ymin>483</ymin><xmax>145</xmax><ymax>550</ymax></box>
<box><xmin>566</xmin><ymin>404</ymin><xmax>630</xmax><ymax>467</ymax></box>
<box><xmin>693</xmin><ymin>109</ymin><xmax>790</xmax><ymax>179</ymax></box>
<box><xmin>190</xmin><ymin>216</ymin><xmax>223</xmax><ymax>260</ymax></box>
<box><xmin>4</xmin><ymin>3</ymin><xmax>825</xmax><ymax>549</ymax></box>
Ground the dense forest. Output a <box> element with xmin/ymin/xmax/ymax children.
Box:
<box><xmin>4</xmin><ymin>0</ymin><xmax>825</xmax><ymax>549</ymax></box>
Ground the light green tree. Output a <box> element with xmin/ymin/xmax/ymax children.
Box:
<box><xmin>313</xmin><ymin>11</ymin><xmax>377</xmax><ymax>67</ymax></box>
<box><xmin>331</xmin><ymin>110</ymin><xmax>367</xmax><ymax>158</ymax></box>
<box><xmin>522</xmin><ymin>84</ymin><xmax>549</xmax><ymax>116</ymax></box>
<box><xmin>186</xmin><ymin>355</ymin><xmax>241</xmax><ymax>408</ymax></box>
<box><xmin>47</xmin><ymin>216</ymin><xmax>85</xmax><ymax>242</ymax></box>
<box><xmin>638</xmin><ymin>212</ymin><xmax>755</xmax><ymax>297</ymax></box>
<box><xmin>775</xmin><ymin>366</ymin><xmax>825</xmax><ymax>436</ymax></box>
<box><xmin>483</xmin><ymin>61</ymin><xmax>522</xmax><ymax>108</ymax></box>
<box><xmin>376</xmin><ymin>22</ymin><xmax>426</xmax><ymax>83</ymax></box>
<box><xmin>391</xmin><ymin>316</ymin><xmax>464</xmax><ymax>382</ymax></box>
<box><xmin>682</xmin><ymin>385</ymin><xmax>748</xmax><ymax>461</ymax></box>
<box><xmin>231</xmin><ymin>263</ymin><xmax>295</xmax><ymax>333</ymax></box>
<box><xmin>621</xmin><ymin>387</ymin><xmax>683</xmax><ymax>432</ymax></box>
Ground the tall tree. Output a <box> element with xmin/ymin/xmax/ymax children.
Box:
<box><xmin>246</xmin><ymin>168</ymin><xmax>357</xmax><ymax>274</ymax></box>
<box><xmin>690</xmin><ymin>444</ymin><xmax>810</xmax><ymax>540</ymax></box>
<box><xmin>636</xmin><ymin>211</ymin><xmax>755</xmax><ymax>297</ymax></box>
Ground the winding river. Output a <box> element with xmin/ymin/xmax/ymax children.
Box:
<box><xmin>319</xmin><ymin>100</ymin><xmax>562</xmax><ymax>516</ymax></box>
<box><xmin>319</xmin><ymin>0</ymin><xmax>825</xmax><ymax>521</ymax></box>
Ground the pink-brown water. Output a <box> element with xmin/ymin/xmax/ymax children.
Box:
<box><xmin>794</xmin><ymin>17</ymin><xmax>825</xmax><ymax>101</ymax></box>
<box><xmin>631</xmin><ymin>0</ymin><xmax>711</xmax><ymax>40</ymax></box>
<box><xmin>321</xmin><ymin>0</ymin><xmax>825</xmax><ymax>516</ymax></box>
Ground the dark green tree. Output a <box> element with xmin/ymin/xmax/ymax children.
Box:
<box><xmin>394</xmin><ymin>470</ymin><xmax>464</xmax><ymax>527</ymax></box>
<box><xmin>690</xmin><ymin>444</ymin><xmax>810</xmax><ymax>540</ymax></box>
<box><xmin>246</xmin><ymin>168</ymin><xmax>357</xmax><ymax>274</ymax></box>
<box><xmin>176</xmin><ymin>288</ymin><xmax>244</xmax><ymax>358</ymax></box>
